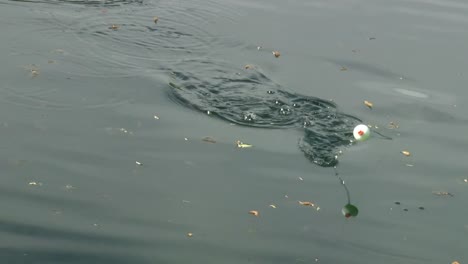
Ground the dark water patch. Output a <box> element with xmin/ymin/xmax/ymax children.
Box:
<box><xmin>0</xmin><ymin>219</ymin><xmax>151</xmax><ymax>247</ymax></box>
<box><xmin>0</xmin><ymin>186</ymin><xmax>101</xmax><ymax>211</ymax></box>
<box><xmin>321</xmin><ymin>57</ymin><xmax>415</xmax><ymax>81</ymax></box>
<box><xmin>0</xmin><ymin>247</ymin><xmax>153</xmax><ymax>264</ymax></box>
<box><xmin>8</xmin><ymin>0</ymin><xmax>143</xmax><ymax>7</ymax></box>
<box><xmin>167</xmin><ymin>59</ymin><xmax>361</xmax><ymax>167</ymax></box>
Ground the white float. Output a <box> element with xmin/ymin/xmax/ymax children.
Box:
<box><xmin>353</xmin><ymin>124</ymin><xmax>370</xmax><ymax>141</ymax></box>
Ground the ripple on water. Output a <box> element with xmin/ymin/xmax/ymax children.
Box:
<box><xmin>356</xmin><ymin>80</ymin><xmax>457</xmax><ymax>105</ymax></box>
<box><xmin>167</xmin><ymin>59</ymin><xmax>361</xmax><ymax>167</ymax></box>
<box><xmin>0</xmin><ymin>75</ymin><xmax>137</xmax><ymax>110</ymax></box>
<box><xmin>7</xmin><ymin>0</ymin><xmax>143</xmax><ymax>7</ymax></box>
<box><xmin>36</xmin><ymin>0</ymin><xmax>243</xmax><ymax>78</ymax></box>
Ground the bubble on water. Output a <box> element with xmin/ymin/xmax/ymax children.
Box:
<box><xmin>243</xmin><ymin>112</ymin><xmax>257</xmax><ymax>122</ymax></box>
<box><xmin>279</xmin><ymin>105</ymin><xmax>292</xmax><ymax>115</ymax></box>
<box><xmin>302</xmin><ymin>116</ymin><xmax>312</xmax><ymax>127</ymax></box>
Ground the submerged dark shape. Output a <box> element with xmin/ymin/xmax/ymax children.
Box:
<box><xmin>168</xmin><ymin>60</ymin><xmax>361</xmax><ymax>167</ymax></box>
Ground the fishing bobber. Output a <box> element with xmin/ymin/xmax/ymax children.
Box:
<box><xmin>342</xmin><ymin>203</ymin><xmax>359</xmax><ymax>218</ymax></box>
<box><xmin>353</xmin><ymin>124</ymin><xmax>370</xmax><ymax>141</ymax></box>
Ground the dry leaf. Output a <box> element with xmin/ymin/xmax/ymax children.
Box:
<box><xmin>364</xmin><ymin>100</ymin><xmax>373</xmax><ymax>109</ymax></box>
<box><xmin>298</xmin><ymin>201</ymin><xmax>315</xmax><ymax>207</ymax></box>
<box><xmin>432</xmin><ymin>191</ymin><xmax>454</xmax><ymax>197</ymax></box>
<box><xmin>272</xmin><ymin>51</ymin><xmax>280</xmax><ymax>58</ymax></box>
<box><xmin>153</xmin><ymin>16</ymin><xmax>159</xmax><ymax>24</ymax></box>
<box><xmin>109</xmin><ymin>24</ymin><xmax>120</xmax><ymax>30</ymax></box>
<box><xmin>248</xmin><ymin>210</ymin><xmax>259</xmax><ymax>216</ymax></box>
<box><xmin>236</xmin><ymin>140</ymin><xmax>252</xmax><ymax>148</ymax></box>
<box><xmin>387</xmin><ymin>121</ymin><xmax>399</xmax><ymax>129</ymax></box>
<box><xmin>401</xmin><ymin>150</ymin><xmax>411</xmax><ymax>156</ymax></box>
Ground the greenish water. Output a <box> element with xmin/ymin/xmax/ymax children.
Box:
<box><xmin>0</xmin><ymin>0</ymin><xmax>467</xmax><ymax>263</ymax></box>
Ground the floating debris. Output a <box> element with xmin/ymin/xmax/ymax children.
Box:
<box><xmin>109</xmin><ymin>24</ymin><xmax>120</xmax><ymax>30</ymax></box>
<box><xmin>51</xmin><ymin>49</ymin><xmax>65</xmax><ymax>54</ymax></box>
<box><xmin>135</xmin><ymin>161</ymin><xmax>143</xmax><ymax>166</ymax></box>
<box><xmin>387</xmin><ymin>121</ymin><xmax>399</xmax><ymax>129</ymax></box>
<box><xmin>23</xmin><ymin>64</ymin><xmax>40</xmax><ymax>78</ymax></box>
<box><xmin>269</xmin><ymin>204</ymin><xmax>277</xmax><ymax>209</ymax></box>
<box><xmin>187</xmin><ymin>232</ymin><xmax>193</xmax><ymax>237</ymax></box>
<box><xmin>369</xmin><ymin>37</ymin><xmax>376</xmax><ymax>40</ymax></box>
<box><xmin>249</xmin><ymin>210</ymin><xmax>259</xmax><ymax>216</ymax></box>
<box><xmin>29</xmin><ymin>181</ymin><xmax>43</xmax><ymax>186</ymax></box>
<box><xmin>452</xmin><ymin>261</ymin><xmax>460</xmax><ymax>264</ymax></box>
<box><xmin>202</xmin><ymin>137</ymin><xmax>216</xmax><ymax>143</ymax></box>
<box><xmin>64</xmin><ymin>184</ymin><xmax>74</xmax><ymax>190</ymax></box>
<box><xmin>340</xmin><ymin>66</ymin><xmax>347</xmax><ymax>71</ymax></box>
<box><xmin>236</xmin><ymin>140</ymin><xmax>252</xmax><ymax>148</ymax></box>
<box><xmin>153</xmin><ymin>115</ymin><xmax>160</xmax><ymax>120</ymax></box>
<box><xmin>298</xmin><ymin>177</ymin><xmax>303</xmax><ymax>181</ymax></box>
<box><xmin>298</xmin><ymin>201</ymin><xmax>315</xmax><ymax>207</ymax></box>
<box><xmin>363</xmin><ymin>100</ymin><xmax>373</xmax><ymax>109</ymax></box>
<box><xmin>244</xmin><ymin>64</ymin><xmax>254</xmax><ymax>69</ymax></box>
<box><xmin>257</xmin><ymin>46</ymin><xmax>262</xmax><ymax>50</ymax></box>
<box><xmin>432</xmin><ymin>191</ymin><xmax>454</xmax><ymax>197</ymax></box>
<box><xmin>405</xmin><ymin>164</ymin><xmax>414</xmax><ymax>167</ymax></box>
<box><xmin>394</xmin><ymin>201</ymin><xmax>401</xmax><ymax>205</ymax></box>
<box><xmin>401</xmin><ymin>150</ymin><xmax>411</xmax><ymax>156</ymax></box>
<box><xmin>153</xmin><ymin>16</ymin><xmax>159</xmax><ymax>24</ymax></box>
<box><xmin>272</xmin><ymin>51</ymin><xmax>281</xmax><ymax>58</ymax></box>
<box><xmin>403</xmin><ymin>208</ymin><xmax>408</xmax><ymax>212</ymax></box>
<box><xmin>418</xmin><ymin>206</ymin><xmax>425</xmax><ymax>210</ymax></box>
<box><xmin>184</xmin><ymin>137</ymin><xmax>188</xmax><ymax>141</ymax></box>
<box><xmin>464</xmin><ymin>179</ymin><xmax>467</xmax><ymax>183</ymax></box>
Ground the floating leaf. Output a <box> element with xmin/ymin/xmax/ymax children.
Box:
<box><xmin>236</xmin><ymin>140</ymin><xmax>252</xmax><ymax>148</ymax></box>
<box><xmin>298</xmin><ymin>201</ymin><xmax>315</xmax><ymax>207</ymax></box>
<box><xmin>364</xmin><ymin>100</ymin><xmax>373</xmax><ymax>109</ymax></box>
<box><xmin>401</xmin><ymin>150</ymin><xmax>411</xmax><ymax>156</ymax></box>
<box><xmin>248</xmin><ymin>210</ymin><xmax>259</xmax><ymax>216</ymax></box>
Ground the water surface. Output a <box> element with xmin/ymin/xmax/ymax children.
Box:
<box><xmin>0</xmin><ymin>0</ymin><xmax>467</xmax><ymax>263</ymax></box>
